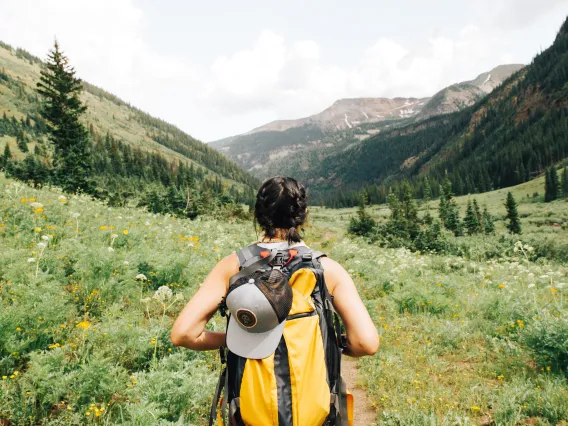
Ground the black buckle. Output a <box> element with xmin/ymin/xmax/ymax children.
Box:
<box><xmin>302</xmin><ymin>253</ymin><xmax>313</xmax><ymax>261</ymax></box>
<box><xmin>271</xmin><ymin>252</ymin><xmax>285</xmax><ymax>267</ymax></box>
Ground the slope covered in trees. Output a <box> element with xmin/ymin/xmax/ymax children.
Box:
<box><xmin>0</xmin><ymin>40</ymin><xmax>258</xmax><ymax>212</ymax></box>
<box><xmin>307</xmin><ymin>18</ymin><xmax>568</xmax><ymax>207</ymax></box>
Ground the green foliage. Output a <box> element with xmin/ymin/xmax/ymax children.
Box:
<box><xmin>562</xmin><ymin>166</ymin><xmax>568</xmax><ymax>197</ymax></box>
<box><xmin>520</xmin><ymin>311</ymin><xmax>568</xmax><ymax>376</ymax></box>
<box><xmin>482</xmin><ymin>205</ymin><xmax>495</xmax><ymax>234</ymax></box>
<box><xmin>463</xmin><ymin>199</ymin><xmax>480</xmax><ymax>235</ymax></box>
<box><xmin>347</xmin><ymin>191</ymin><xmax>376</xmax><ymax>237</ymax></box>
<box><xmin>544</xmin><ymin>166</ymin><xmax>560</xmax><ymax>202</ymax></box>
<box><xmin>36</xmin><ymin>41</ymin><xmax>94</xmax><ymax>194</ymax></box>
<box><xmin>505</xmin><ymin>192</ymin><xmax>522</xmax><ymax>234</ymax></box>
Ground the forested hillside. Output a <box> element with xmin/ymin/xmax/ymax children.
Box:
<box><xmin>308</xmin><ymin>18</ymin><xmax>568</xmax><ymax>207</ymax></box>
<box><xmin>0</xmin><ymin>41</ymin><xmax>258</xmax><ymax>213</ymax></box>
<box><xmin>212</xmin><ymin>66</ymin><xmax>521</xmax><ymax>180</ymax></box>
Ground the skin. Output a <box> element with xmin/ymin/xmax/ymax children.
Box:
<box><xmin>170</xmin><ymin>231</ymin><xmax>380</xmax><ymax>358</ymax></box>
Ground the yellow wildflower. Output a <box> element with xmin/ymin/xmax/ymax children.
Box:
<box><xmin>99</xmin><ymin>225</ymin><xmax>107</xmax><ymax>230</ymax></box>
<box><xmin>76</xmin><ymin>321</ymin><xmax>90</xmax><ymax>329</ymax></box>
<box><xmin>123</xmin><ymin>229</ymin><xmax>129</xmax><ymax>235</ymax></box>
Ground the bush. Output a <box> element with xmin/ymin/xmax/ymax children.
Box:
<box><xmin>520</xmin><ymin>312</ymin><xmax>568</xmax><ymax>376</ymax></box>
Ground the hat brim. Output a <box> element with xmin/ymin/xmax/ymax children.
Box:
<box><xmin>226</xmin><ymin>316</ymin><xmax>286</xmax><ymax>360</ymax></box>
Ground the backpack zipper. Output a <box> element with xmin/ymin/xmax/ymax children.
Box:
<box><xmin>286</xmin><ymin>310</ymin><xmax>317</xmax><ymax>320</ymax></box>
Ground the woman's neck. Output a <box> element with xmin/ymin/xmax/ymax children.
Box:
<box><xmin>259</xmin><ymin>228</ymin><xmax>296</xmax><ymax>243</ymax></box>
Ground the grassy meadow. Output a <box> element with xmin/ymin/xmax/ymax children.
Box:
<box><xmin>1</xmin><ymin>172</ymin><xmax>568</xmax><ymax>425</ymax></box>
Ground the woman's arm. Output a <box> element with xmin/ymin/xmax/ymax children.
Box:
<box><xmin>320</xmin><ymin>257</ymin><xmax>379</xmax><ymax>358</ymax></box>
<box><xmin>170</xmin><ymin>253</ymin><xmax>239</xmax><ymax>350</ymax></box>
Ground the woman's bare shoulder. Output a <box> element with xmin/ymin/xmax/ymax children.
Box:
<box><xmin>319</xmin><ymin>256</ymin><xmax>349</xmax><ymax>294</ymax></box>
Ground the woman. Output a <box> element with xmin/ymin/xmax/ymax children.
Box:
<box><xmin>171</xmin><ymin>176</ymin><xmax>379</xmax><ymax>358</ymax></box>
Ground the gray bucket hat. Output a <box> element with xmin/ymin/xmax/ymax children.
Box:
<box><xmin>226</xmin><ymin>268</ymin><xmax>293</xmax><ymax>359</ymax></box>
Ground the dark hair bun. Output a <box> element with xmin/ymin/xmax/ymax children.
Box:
<box><xmin>254</xmin><ymin>177</ymin><xmax>307</xmax><ymax>244</ymax></box>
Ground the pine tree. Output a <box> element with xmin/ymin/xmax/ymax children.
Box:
<box><xmin>16</xmin><ymin>130</ymin><xmax>28</xmax><ymax>153</ymax></box>
<box><xmin>348</xmin><ymin>190</ymin><xmax>376</xmax><ymax>237</ymax></box>
<box><xmin>562</xmin><ymin>166</ymin><xmax>568</xmax><ymax>198</ymax></box>
<box><xmin>464</xmin><ymin>199</ymin><xmax>480</xmax><ymax>235</ymax></box>
<box><xmin>505</xmin><ymin>192</ymin><xmax>521</xmax><ymax>234</ymax></box>
<box><xmin>423</xmin><ymin>177</ymin><xmax>432</xmax><ymax>202</ymax></box>
<box><xmin>545</xmin><ymin>166</ymin><xmax>559</xmax><ymax>202</ymax></box>
<box><xmin>545</xmin><ymin>167</ymin><xmax>552</xmax><ymax>202</ymax></box>
<box><xmin>1</xmin><ymin>144</ymin><xmax>11</xmax><ymax>169</ymax></box>
<box><xmin>482</xmin><ymin>205</ymin><xmax>495</xmax><ymax>234</ymax></box>
<box><xmin>473</xmin><ymin>199</ymin><xmax>481</xmax><ymax>226</ymax></box>
<box><xmin>551</xmin><ymin>166</ymin><xmax>560</xmax><ymax>200</ymax></box>
<box><xmin>37</xmin><ymin>40</ymin><xmax>94</xmax><ymax>193</ymax></box>
<box><xmin>438</xmin><ymin>177</ymin><xmax>453</xmax><ymax>225</ymax></box>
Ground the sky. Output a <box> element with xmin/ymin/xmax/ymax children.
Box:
<box><xmin>0</xmin><ymin>1</ymin><xmax>567</xmax><ymax>141</ymax></box>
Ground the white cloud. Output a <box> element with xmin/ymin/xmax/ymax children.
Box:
<box><xmin>0</xmin><ymin>1</ymin><xmax>564</xmax><ymax>141</ymax></box>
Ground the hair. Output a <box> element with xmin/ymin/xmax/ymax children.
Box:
<box><xmin>254</xmin><ymin>176</ymin><xmax>308</xmax><ymax>244</ymax></box>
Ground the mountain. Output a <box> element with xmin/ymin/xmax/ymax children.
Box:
<box><xmin>416</xmin><ymin>64</ymin><xmax>524</xmax><ymax>120</ymax></box>
<box><xmin>247</xmin><ymin>97</ymin><xmax>429</xmax><ymax>134</ymax></box>
<box><xmin>211</xmin><ymin>64</ymin><xmax>522</xmax><ymax>178</ymax></box>
<box><xmin>0</xmin><ymin>40</ymin><xmax>258</xmax><ymax>208</ymax></box>
<box><xmin>303</xmin><ymin>18</ymin><xmax>568</xmax><ymax>206</ymax></box>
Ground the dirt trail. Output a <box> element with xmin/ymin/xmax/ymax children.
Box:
<box><xmin>342</xmin><ymin>357</ymin><xmax>377</xmax><ymax>426</ymax></box>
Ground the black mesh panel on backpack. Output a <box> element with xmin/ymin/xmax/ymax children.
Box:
<box><xmin>254</xmin><ymin>268</ymin><xmax>293</xmax><ymax>323</ymax></box>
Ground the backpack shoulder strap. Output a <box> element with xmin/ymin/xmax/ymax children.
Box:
<box><xmin>236</xmin><ymin>243</ymin><xmax>264</xmax><ymax>269</ymax></box>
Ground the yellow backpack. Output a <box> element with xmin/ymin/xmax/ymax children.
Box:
<box><xmin>209</xmin><ymin>244</ymin><xmax>353</xmax><ymax>426</ymax></box>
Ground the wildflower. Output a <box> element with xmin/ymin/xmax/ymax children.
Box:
<box><xmin>498</xmin><ymin>283</ymin><xmax>506</xmax><ymax>289</ymax></box>
<box><xmin>30</xmin><ymin>202</ymin><xmax>43</xmax><ymax>209</ymax></box>
<box><xmin>41</xmin><ymin>235</ymin><xmax>49</xmax><ymax>241</ymax></box>
<box><xmin>123</xmin><ymin>260</ymin><xmax>129</xmax><ymax>265</ymax></box>
<box><xmin>99</xmin><ymin>225</ymin><xmax>107</xmax><ymax>230</ymax></box>
<box><xmin>111</xmin><ymin>233</ymin><xmax>118</xmax><ymax>239</ymax></box>
<box><xmin>123</xmin><ymin>229</ymin><xmax>129</xmax><ymax>235</ymax></box>
<box><xmin>528</xmin><ymin>283</ymin><xmax>535</xmax><ymax>289</ymax></box>
<box><xmin>16</xmin><ymin>327</ymin><xmax>21</xmax><ymax>332</ymax></box>
<box><xmin>37</xmin><ymin>242</ymin><xmax>47</xmax><ymax>250</ymax></box>
<box><xmin>71</xmin><ymin>212</ymin><xmax>80</xmax><ymax>219</ymax></box>
<box><xmin>27</xmin><ymin>258</ymin><xmax>36</xmax><ymax>263</ymax></box>
<box><xmin>135</xmin><ymin>273</ymin><xmax>148</xmax><ymax>281</ymax></box>
<box><xmin>140</xmin><ymin>297</ymin><xmax>151</xmax><ymax>303</ymax></box>
<box><xmin>34</xmin><ymin>227</ymin><xmax>42</xmax><ymax>233</ymax></box>
<box><xmin>76</xmin><ymin>321</ymin><xmax>90</xmax><ymax>329</ymax></box>
<box><xmin>497</xmin><ymin>375</ymin><xmax>504</xmax><ymax>380</ymax></box>
<box><xmin>58</xmin><ymin>195</ymin><xmax>67</xmax><ymax>203</ymax></box>
<box><xmin>470</xmin><ymin>406</ymin><xmax>481</xmax><ymax>411</ymax></box>
<box><xmin>153</xmin><ymin>285</ymin><xmax>173</xmax><ymax>302</ymax></box>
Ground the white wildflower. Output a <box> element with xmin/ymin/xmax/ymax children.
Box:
<box><xmin>27</xmin><ymin>258</ymin><xmax>36</xmax><ymax>263</ymax></box>
<box><xmin>37</xmin><ymin>242</ymin><xmax>47</xmax><ymax>250</ymax></box>
<box><xmin>123</xmin><ymin>260</ymin><xmax>130</xmax><ymax>265</ymax></box>
<box><xmin>41</xmin><ymin>235</ymin><xmax>49</xmax><ymax>241</ymax></box>
<box><xmin>527</xmin><ymin>283</ymin><xmax>536</xmax><ymax>289</ymax></box>
<box><xmin>71</xmin><ymin>212</ymin><xmax>80</xmax><ymax>219</ymax></box>
<box><xmin>145</xmin><ymin>220</ymin><xmax>151</xmax><ymax>226</ymax></box>
<box><xmin>135</xmin><ymin>273</ymin><xmax>148</xmax><ymax>281</ymax></box>
<box><xmin>153</xmin><ymin>286</ymin><xmax>173</xmax><ymax>302</ymax></box>
<box><xmin>111</xmin><ymin>233</ymin><xmax>118</xmax><ymax>239</ymax></box>
<box><xmin>140</xmin><ymin>297</ymin><xmax>151</xmax><ymax>304</ymax></box>
<box><xmin>30</xmin><ymin>202</ymin><xmax>43</xmax><ymax>209</ymax></box>
<box><xmin>107</xmin><ymin>247</ymin><xmax>114</xmax><ymax>253</ymax></box>
<box><xmin>58</xmin><ymin>195</ymin><xmax>67</xmax><ymax>202</ymax></box>
<box><xmin>557</xmin><ymin>282</ymin><xmax>566</xmax><ymax>289</ymax></box>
